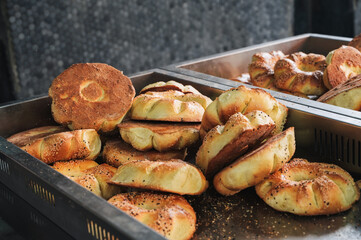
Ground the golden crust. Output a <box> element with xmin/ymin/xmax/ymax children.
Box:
<box><xmin>130</xmin><ymin>91</ymin><xmax>212</xmax><ymax>122</ymax></box>
<box><xmin>49</xmin><ymin>63</ymin><xmax>135</xmax><ymax>132</ymax></box>
<box><xmin>118</xmin><ymin>121</ymin><xmax>200</xmax><ymax>152</ymax></box>
<box><xmin>108</xmin><ymin>192</ymin><xmax>196</xmax><ymax>240</ymax></box>
<box><xmin>139</xmin><ymin>80</ymin><xmax>201</xmax><ymax>94</ymax></box>
<box><xmin>103</xmin><ymin>139</ymin><xmax>187</xmax><ymax>167</ymax></box>
<box><xmin>255</xmin><ymin>158</ymin><xmax>360</xmax><ymax>216</ymax></box>
<box><xmin>274</xmin><ymin>52</ymin><xmax>327</xmax><ymax>95</ymax></box>
<box><xmin>7</xmin><ymin>125</ymin><xmax>68</xmax><ymax>147</ymax></box>
<box><xmin>348</xmin><ymin>33</ymin><xmax>361</xmax><ymax>52</ymax></box>
<box><xmin>213</xmin><ymin>127</ymin><xmax>295</xmax><ymax>195</ymax></box>
<box><xmin>110</xmin><ymin>159</ymin><xmax>208</xmax><ymax>195</ymax></box>
<box><xmin>323</xmin><ymin>46</ymin><xmax>361</xmax><ymax>89</ymax></box>
<box><xmin>317</xmin><ymin>74</ymin><xmax>361</xmax><ymax>110</ymax></box>
<box><xmin>200</xmin><ymin>85</ymin><xmax>288</xmax><ymax>136</ymax></box>
<box><xmin>248</xmin><ymin>51</ymin><xmax>285</xmax><ymax>89</ymax></box>
<box><xmin>21</xmin><ymin>129</ymin><xmax>101</xmax><ymax>164</ymax></box>
<box><xmin>196</xmin><ymin>111</ymin><xmax>275</xmax><ymax>178</ymax></box>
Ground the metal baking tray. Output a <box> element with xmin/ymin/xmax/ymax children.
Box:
<box><xmin>162</xmin><ymin>33</ymin><xmax>361</xmax><ymax>121</ymax></box>
<box><xmin>0</xmin><ymin>69</ymin><xmax>361</xmax><ymax>239</ymax></box>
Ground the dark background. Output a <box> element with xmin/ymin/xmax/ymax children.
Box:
<box><xmin>0</xmin><ymin>0</ymin><xmax>357</xmax><ymax>104</ymax></box>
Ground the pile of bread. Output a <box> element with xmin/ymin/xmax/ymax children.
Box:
<box><xmin>233</xmin><ymin>33</ymin><xmax>361</xmax><ymax>111</ymax></box>
<box><xmin>7</xmin><ymin>63</ymin><xmax>360</xmax><ymax>240</ymax></box>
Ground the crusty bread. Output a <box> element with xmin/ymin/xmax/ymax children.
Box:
<box><xmin>200</xmin><ymin>85</ymin><xmax>287</xmax><ymax>137</ymax></box>
<box><xmin>274</xmin><ymin>52</ymin><xmax>327</xmax><ymax>95</ymax></box>
<box><xmin>118</xmin><ymin>121</ymin><xmax>200</xmax><ymax>152</ymax></box>
<box><xmin>139</xmin><ymin>80</ymin><xmax>201</xmax><ymax>94</ymax></box>
<box><xmin>103</xmin><ymin>139</ymin><xmax>187</xmax><ymax>167</ymax></box>
<box><xmin>49</xmin><ymin>63</ymin><xmax>135</xmax><ymax>132</ymax></box>
<box><xmin>348</xmin><ymin>33</ymin><xmax>361</xmax><ymax>52</ymax></box>
<box><xmin>7</xmin><ymin>125</ymin><xmax>68</xmax><ymax>147</ymax></box>
<box><xmin>248</xmin><ymin>51</ymin><xmax>285</xmax><ymax>89</ymax></box>
<box><xmin>255</xmin><ymin>158</ymin><xmax>360</xmax><ymax>216</ymax></box>
<box><xmin>130</xmin><ymin>91</ymin><xmax>212</xmax><ymax>122</ymax></box>
<box><xmin>196</xmin><ymin>111</ymin><xmax>275</xmax><ymax>178</ymax></box>
<box><xmin>110</xmin><ymin>159</ymin><xmax>208</xmax><ymax>195</ymax></box>
<box><xmin>214</xmin><ymin>127</ymin><xmax>295</xmax><ymax>195</ymax></box>
<box><xmin>323</xmin><ymin>46</ymin><xmax>361</xmax><ymax>89</ymax></box>
<box><xmin>317</xmin><ymin>74</ymin><xmax>361</xmax><ymax>110</ymax></box>
<box><xmin>53</xmin><ymin>160</ymin><xmax>121</xmax><ymax>199</ymax></box>
<box><xmin>22</xmin><ymin>129</ymin><xmax>101</xmax><ymax>164</ymax></box>
<box><xmin>108</xmin><ymin>192</ymin><xmax>196</xmax><ymax>240</ymax></box>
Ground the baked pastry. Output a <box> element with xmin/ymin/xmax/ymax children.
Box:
<box><xmin>200</xmin><ymin>85</ymin><xmax>288</xmax><ymax>136</ymax></box>
<box><xmin>22</xmin><ymin>129</ymin><xmax>101</xmax><ymax>164</ymax></box>
<box><xmin>53</xmin><ymin>160</ymin><xmax>121</xmax><ymax>199</ymax></box>
<box><xmin>213</xmin><ymin>127</ymin><xmax>295</xmax><ymax>195</ymax></box>
<box><xmin>196</xmin><ymin>111</ymin><xmax>275</xmax><ymax>177</ymax></box>
<box><xmin>130</xmin><ymin>91</ymin><xmax>212</xmax><ymax>122</ymax></box>
<box><xmin>139</xmin><ymin>80</ymin><xmax>201</xmax><ymax>94</ymax></box>
<box><xmin>348</xmin><ymin>33</ymin><xmax>361</xmax><ymax>52</ymax></box>
<box><xmin>318</xmin><ymin>74</ymin><xmax>361</xmax><ymax>110</ymax></box>
<box><xmin>255</xmin><ymin>158</ymin><xmax>360</xmax><ymax>216</ymax></box>
<box><xmin>103</xmin><ymin>139</ymin><xmax>187</xmax><ymax>167</ymax></box>
<box><xmin>7</xmin><ymin>125</ymin><xmax>68</xmax><ymax>147</ymax></box>
<box><xmin>118</xmin><ymin>121</ymin><xmax>200</xmax><ymax>152</ymax></box>
<box><xmin>274</xmin><ymin>52</ymin><xmax>327</xmax><ymax>95</ymax></box>
<box><xmin>110</xmin><ymin>159</ymin><xmax>208</xmax><ymax>195</ymax></box>
<box><xmin>323</xmin><ymin>46</ymin><xmax>361</xmax><ymax>89</ymax></box>
<box><xmin>108</xmin><ymin>192</ymin><xmax>196</xmax><ymax>240</ymax></box>
<box><xmin>49</xmin><ymin>63</ymin><xmax>135</xmax><ymax>132</ymax></box>
<box><xmin>230</xmin><ymin>73</ymin><xmax>251</xmax><ymax>84</ymax></box>
<box><xmin>248</xmin><ymin>51</ymin><xmax>285</xmax><ymax>89</ymax></box>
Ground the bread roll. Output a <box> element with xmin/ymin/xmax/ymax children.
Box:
<box><xmin>118</xmin><ymin>121</ymin><xmax>200</xmax><ymax>152</ymax></box>
<box><xmin>110</xmin><ymin>159</ymin><xmax>208</xmax><ymax>195</ymax></box>
<box><xmin>139</xmin><ymin>80</ymin><xmax>201</xmax><ymax>94</ymax></box>
<box><xmin>22</xmin><ymin>129</ymin><xmax>101</xmax><ymax>164</ymax></box>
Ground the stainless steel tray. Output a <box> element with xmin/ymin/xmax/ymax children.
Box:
<box><xmin>0</xmin><ymin>69</ymin><xmax>361</xmax><ymax>239</ymax></box>
<box><xmin>162</xmin><ymin>33</ymin><xmax>361</xmax><ymax>121</ymax></box>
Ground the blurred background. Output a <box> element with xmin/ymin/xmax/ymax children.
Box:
<box><xmin>0</xmin><ymin>0</ymin><xmax>357</xmax><ymax>104</ymax></box>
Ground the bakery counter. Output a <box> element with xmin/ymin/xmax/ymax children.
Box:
<box><xmin>1</xmin><ymin>68</ymin><xmax>361</xmax><ymax>239</ymax></box>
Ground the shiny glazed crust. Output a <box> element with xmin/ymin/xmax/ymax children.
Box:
<box><xmin>214</xmin><ymin>127</ymin><xmax>295</xmax><ymax>195</ymax></box>
<box><xmin>110</xmin><ymin>159</ymin><xmax>208</xmax><ymax>195</ymax></box>
<box><xmin>274</xmin><ymin>52</ymin><xmax>327</xmax><ymax>95</ymax></box>
<box><xmin>139</xmin><ymin>80</ymin><xmax>201</xmax><ymax>94</ymax></box>
<box><xmin>103</xmin><ymin>139</ymin><xmax>187</xmax><ymax>167</ymax></box>
<box><xmin>200</xmin><ymin>85</ymin><xmax>288</xmax><ymax>136</ymax></box>
<box><xmin>118</xmin><ymin>121</ymin><xmax>200</xmax><ymax>152</ymax></box>
<box><xmin>108</xmin><ymin>192</ymin><xmax>196</xmax><ymax>240</ymax></box>
<box><xmin>248</xmin><ymin>51</ymin><xmax>285</xmax><ymax>89</ymax></box>
<box><xmin>21</xmin><ymin>129</ymin><xmax>101</xmax><ymax>164</ymax></box>
<box><xmin>196</xmin><ymin>111</ymin><xmax>275</xmax><ymax>178</ymax></box>
<box><xmin>130</xmin><ymin>91</ymin><xmax>212</xmax><ymax>122</ymax></box>
<box><xmin>7</xmin><ymin>125</ymin><xmax>68</xmax><ymax>147</ymax></box>
<box><xmin>317</xmin><ymin>74</ymin><xmax>361</xmax><ymax>110</ymax></box>
<box><xmin>49</xmin><ymin>63</ymin><xmax>135</xmax><ymax>132</ymax></box>
<box><xmin>323</xmin><ymin>46</ymin><xmax>361</xmax><ymax>89</ymax></box>
<box><xmin>255</xmin><ymin>158</ymin><xmax>360</xmax><ymax>215</ymax></box>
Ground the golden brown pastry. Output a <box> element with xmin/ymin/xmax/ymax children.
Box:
<box><xmin>196</xmin><ymin>111</ymin><xmax>275</xmax><ymax>178</ymax></box>
<box><xmin>130</xmin><ymin>91</ymin><xmax>212</xmax><ymax>122</ymax></box>
<box><xmin>108</xmin><ymin>192</ymin><xmax>196</xmax><ymax>240</ymax></box>
<box><xmin>323</xmin><ymin>46</ymin><xmax>361</xmax><ymax>89</ymax></box>
<box><xmin>348</xmin><ymin>33</ymin><xmax>361</xmax><ymax>52</ymax></box>
<box><xmin>317</xmin><ymin>74</ymin><xmax>361</xmax><ymax>110</ymax></box>
<box><xmin>110</xmin><ymin>159</ymin><xmax>208</xmax><ymax>195</ymax></box>
<box><xmin>139</xmin><ymin>80</ymin><xmax>201</xmax><ymax>94</ymax></box>
<box><xmin>200</xmin><ymin>85</ymin><xmax>288</xmax><ymax>137</ymax></box>
<box><xmin>248</xmin><ymin>51</ymin><xmax>285</xmax><ymax>89</ymax></box>
<box><xmin>53</xmin><ymin>160</ymin><xmax>121</xmax><ymax>199</ymax></box>
<box><xmin>255</xmin><ymin>158</ymin><xmax>360</xmax><ymax>216</ymax></box>
<box><xmin>213</xmin><ymin>127</ymin><xmax>295</xmax><ymax>195</ymax></box>
<box><xmin>22</xmin><ymin>129</ymin><xmax>101</xmax><ymax>164</ymax></box>
<box><xmin>103</xmin><ymin>139</ymin><xmax>187</xmax><ymax>167</ymax></box>
<box><xmin>274</xmin><ymin>52</ymin><xmax>327</xmax><ymax>95</ymax></box>
<box><xmin>49</xmin><ymin>63</ymin><xmax>135</xmax><ymax>132</ymax></box>
<box><xmin>7</xmin><ymin>125</ymin><xmax>68</xmax><ymax>147</ymax></box>
<box><xmin>118</xmin><ymin>121</ymin><xmax>200</xmax><ymax>152</ymax></box>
